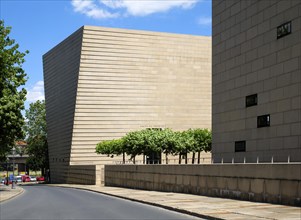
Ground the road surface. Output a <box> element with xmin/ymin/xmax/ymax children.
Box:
<box><xmin>0</xmin><ymin>185</ymin><xmax>201</xmax><ymax>219</ymax></box>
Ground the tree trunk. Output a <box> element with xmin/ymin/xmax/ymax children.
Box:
<box><xmin>123</xmin><ymin>152</ymin><xmax>125</xmax><ymax>164</ymax></box>
<box><xmin>192</xmin><ymin>152</ymin><xmax>195</xmax><ymax>164</ymax></box>
<box><xmin>133</xmin><ymin>156</ymin><xmax>136</xmax><ymax>164</ymax></box>
<box><xmin>185</xmin><ymin>153</ymin><xmax>188</xmax><ymax>164</ymax></box>
<box><xmin>165</xmin><ymin>153</ymin><xmax>168</xmax><ymax>164</ymax></box>
<box><xmin>198</xmin><ymin>151</ymin><xmax>201</xmax><ymax>164</ymax></box>
<box><xmin>178</xmin><ymin>154</ymin><xmax>181</xmax><ymax>164</ymax></box>
<box><xmin>143</xmin><ymin>154</ymin><xmax>145</xmax><ymax>164</ymax></box>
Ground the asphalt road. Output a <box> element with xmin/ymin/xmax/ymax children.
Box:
<box><xmin>0</xmin><ymin>185</ymin><xmax>201</xmax><ymax>220</ymax></box>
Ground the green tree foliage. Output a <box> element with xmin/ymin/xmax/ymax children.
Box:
<box><xmin>174</xmin><ymin>130</ymin><xmax>195</xmax><ymax>164</ymax></box>
<box><xmin>159</xmin><ymin>129</ymin><xmax>178</xmax><ymax>164</ymax></box>
<box><xmin>96</xmin><ymin>139</ymin><xmax>123</xmax><ymax>157</ymax></box>
<box><xmin>199</xmin><ymin>129</ymin><xmax>212</xmax><ymax>152</ymax></box>
<box><xmin>15</xmin><ymin>144</ymin><xmax>26</xmax><ymax>157</ymax></box>
<box><xmin>187</xmin><ymin>128</ymin><xmax>212</xmax><ymax>164</ymax></box>
<box><xmin>0</xmin><ymin>20</ymin><xmax>28</xmax><ymax>161</ymax></box>
<box><xmin>96</xmin><ymin>128</ymin><xmax>212</xmax><ymax>164</ymax></box>
<box><xmin>24</xmin><ymin>100</ymin><xmax>49</xmax><ymax>175</ymax></box>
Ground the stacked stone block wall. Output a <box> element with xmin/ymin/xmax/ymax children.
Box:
<box><xmin>212</xmin><ymin>0</ymin><xmax>301</xmax><ymax>163</ymax></box>
<box><xmin>105</xmin><ymin>164</ymin><xmax>301</xmax><ymax>206</ymax></box>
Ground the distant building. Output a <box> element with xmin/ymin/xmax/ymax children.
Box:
<box><xmin>212</xmin><ymin>0</ymin><xmax>301</xmax><ymax>163</ymax></box>
<box><xmin>43</xmin><ymin>26</ymin><xmax>212</xmax><ymax>184</ymax></box>
<box><xmin>2</xmin><ymin>141</ymin><xmax>29</xmax><ymax>174</ymax></box>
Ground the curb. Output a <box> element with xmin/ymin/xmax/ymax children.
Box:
<box><xmin>48</xmin><ymin>185</ymin><xmax>224</xmax><ymax>220</ymax></box>
<box><xmin>0</xmin><ymin>186</ymin><xmax>25</xmax><ymax>203</ymax></box>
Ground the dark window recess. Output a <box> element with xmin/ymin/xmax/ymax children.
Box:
<box><xmin>246</xmin><ymin>94</ymin><xmax>257</xmax><ymax>107</ymax></box>
<box><xmin>235</xmin><ymin>141</ymin><xmax>246</xmax><ymax>152</ymax></box>
<box><xmin>146</xmin><ymin>128</ymin><xmax>162</xmax><ymax>131</ymax></box>
<box><xmin>257</xmin><ymin>114</ymin><xmax>270</xmax><ymax>128</ymax></box>
<box><xmin>277</xmin><ymin>21</ymin><xmax>291</xmax><ymax>39</ymax></box>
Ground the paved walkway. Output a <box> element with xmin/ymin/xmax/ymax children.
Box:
<box><xmin>48</xmin><ymin>184</ymin><xmax>301</xmax><ymax>220</ymax></box>
<box><xmin>0</xmin><ymin>184</ymin><xmax>24</xmax><ymax>203</ymax></box>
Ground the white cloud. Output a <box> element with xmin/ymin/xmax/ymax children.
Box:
<box><xmin>72</xmin><ymin>0</ymin><xmax>119</xmax><ymax>19</ymax></box>
<box><xmin>198</xmin><ymin>16</ymin><xmax>211</xmax><ymax>26</ymax></box>
<box><xmin>71</xmin><ymin>0</ymin><xmax>199</xmax><ymax>18</ymax></box>
<box><xmin>26</xmin><ymin>81</ymin><xmax>45</xmax><ymax>102</ymax></box>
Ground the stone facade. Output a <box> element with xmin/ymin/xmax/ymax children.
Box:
<box><xmin>43</xmin><ymin>26</ymin><xmax>211</xmax><ymax>184</ymax></box>
<box><xmin>212</xmin><ymin>0</ymin><xmax>301</xmax><ymax>163</ymax></box>
<box><xmin>105</xmin><ymin>164</ymin><xmax>301</xmax><ymax>206</ymax></box>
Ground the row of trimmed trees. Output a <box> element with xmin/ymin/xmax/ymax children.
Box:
<box><xmin>96</xmin><ymin>128</ymin><xmax>211</xmax><ymax>164</ymax></box>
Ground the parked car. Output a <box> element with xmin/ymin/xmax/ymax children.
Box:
<box><xmin>15</xmin><ymin>176</ymin><xmax>22</xmax><ymax>183</ymax></box>
<box><xmin>24</xmin><ymin>176</ymin><xmax>31</xmax><ymax>182</ymax></box>
<box><xmin>3</xmin><ymin>178</ymin><xmax>12</xmax><ymax>185</ymax></box>
<box><xmin>21</xmin><ymin>175</ymin><xmax>30</xmax><ymax>182</ymax></box>
<box><xmin>36</xmin><ymin>176</ymin><xmax>45</xmax><ymax>181</ymax></box>
<box><xmin>30</xmin><ymin>176</ymin><xmax>36</xmax><ymax>182</ymax></box>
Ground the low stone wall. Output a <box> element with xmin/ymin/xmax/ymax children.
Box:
<box><xmin>66</xmin><ymin>165</ymin><xmax>97</xmax><ymax>185</ymax></box>
<box><xmin>105</xmin><ymin>164</ymin><xmax>301</xmax><ymax>206</ymax></box>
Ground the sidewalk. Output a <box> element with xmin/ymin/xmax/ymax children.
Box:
<box><xmin>0</xmin><ymin>184</ymin><xmax>24</xmax><ymax>203</ymax></box>
<box><xmin>49</xmin><ymin>184</ymin><xmax>301</xmax><ymax>220</ymax></box>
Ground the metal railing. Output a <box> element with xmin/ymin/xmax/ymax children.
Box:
<box><xmin>215</xmin><ymin>155</ymin><xmax>299</xmax><ymax>164</ymax></box>
<box><xmin>114</xmin><ymin>155</ymin><xmax>300</xmax><ymax>165</ymax></box>
<box><xmin>114</xmin><ymin>156</ymin><xmax>212</xmax><ymax>165</ymax></box>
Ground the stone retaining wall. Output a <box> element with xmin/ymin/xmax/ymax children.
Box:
<box><xmin>105</xmin><ymin>164</ymin><xmax>301</xmax><ymax>206</ymax></box>
<box><xmin>66</xmin><ymin>165</ymin><xmax>97</xmax><ymax>185</ymax></box>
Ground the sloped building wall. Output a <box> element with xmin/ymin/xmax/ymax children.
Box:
<box><xmin>44</xmin><ymin>26</ymin><xmax>212</xmax><ymax>184</ymax></box>
<box><xmin>70</xmin><ymin>26</ymin><xmax>212</xmax><ymax>167</ymax></box>
<box><xmin>43</xmin><ymin>28</ymin><xmax>83</xmax><ymax>183</ymax></box>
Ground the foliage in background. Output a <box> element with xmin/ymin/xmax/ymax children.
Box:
<box><xmin>24</xmin><ymin>100</ymin><xmax>49</xmax><ymax>175</ymax></box>
<box><xmin>96</xmin><ymin>128</ymin><xmax>212</xmax><ymax>164</ymax></box>
<box><xmin>0</xmin><ymin>20</ymin><xmax>28</xmax><ymax>162</ymax></box>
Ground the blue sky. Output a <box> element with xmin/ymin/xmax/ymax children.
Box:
<box><xmin>1</xmin><ymin>0</ymin><xmax>212</xmax><ymax>108</ymax></box>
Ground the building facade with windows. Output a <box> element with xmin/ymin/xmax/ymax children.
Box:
<box><xmin>43</xmin><ymin>26</ymin><xmax>211</xmax><ymax>184</ymax></box>
<box><xmin>212</xmin><ymin>0</ymin><xmax>301</xmax><ymax>163</ymax></box>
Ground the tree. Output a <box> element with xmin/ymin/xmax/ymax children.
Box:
<box><xmin>95</xmin><ymin>128</ymin><xmax>212</xmax><ymax>165</ymax></box>
<box><xmin>24</xmin><ymin>100</ymin><xmax>49</xmax><ymax>175</ymax></box>
<box><xmin>155</xmin><ymin>129</ymin><xmax>176</xmax><ymax>164</ymax></box>
<box><xmin>122</xmin><ymin>130</ymin><xmax>146</xmax><ymax>164</ymax></box>
<box><xmin>0</xmin><ymin>20</ymin><xmax>28</xmax><ymax>162</ymax></box>
<box><xmin>174</xmin><ymin>131</ymin><xmax>194</xmax><ymax>164</ymax></box>
<box><xmin>188</xmin><ymin>129</ymin><xmax>212</xmax><ymax>164</ymax></box>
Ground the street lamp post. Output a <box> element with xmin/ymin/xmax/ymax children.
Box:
<box><xmin>6</xmin><ymin>159</ymin><xmax>9</xmax><ymax>186</ymax></box>
<box><xmin>11</xmin><ymin>147</ymin><xmax>15</xmax><ymax>189</ymax></box>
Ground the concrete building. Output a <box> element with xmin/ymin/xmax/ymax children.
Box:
<box><xmin>43</xmin><ymin>26</ymin><xmax>211</xmax><ymax>184</ymax></box>
<box><xmin>212</xmin><ymin>0</ymin><xmax>301</xmax><ymax>163</ymax></box>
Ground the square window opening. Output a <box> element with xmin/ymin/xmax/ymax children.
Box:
<box><xmin>246</xmin><ymin>94</ymin><xmax>257</xmax><ymax>107</ymax></box>
<box><xmin>235</xmin><ymin>141</ymin><xmax>246</xmax><ymax>152</ymax></box>
<box><xmin>257</xmin><ymin>114</ymin><xmax>270</xmax><ymax>128</ymax></box>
